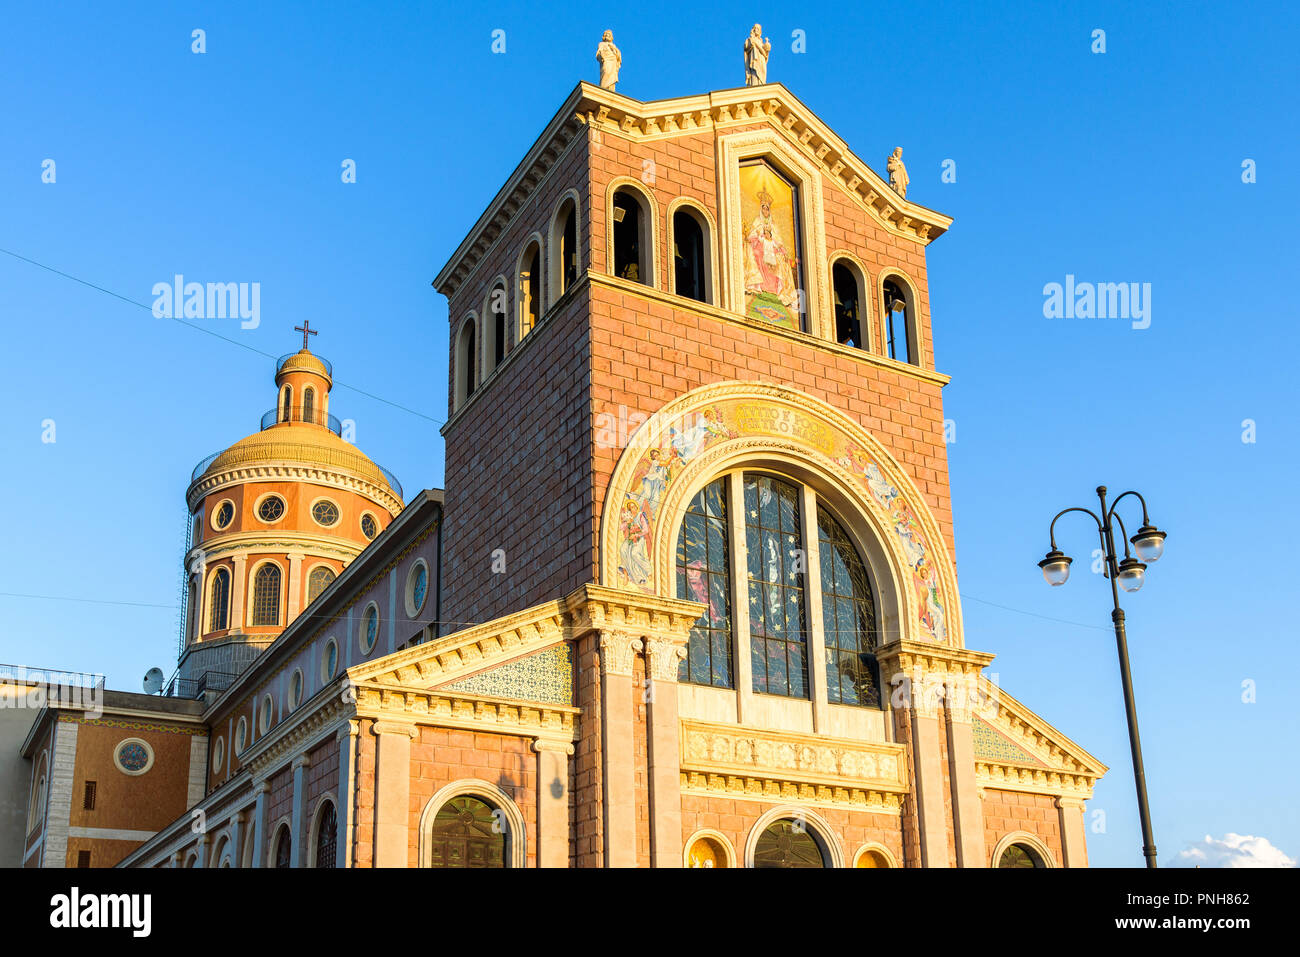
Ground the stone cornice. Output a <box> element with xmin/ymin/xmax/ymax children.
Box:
<box><xmin>976</xmin><ymin>762</ymin><xmax>1097</xmax><ymax>800</ymax></box>
<box><xmin>187</xmin><ymin>461</ymin><xmax>403</xmax><ymax>515</ymax></box>
<box><xmin>241</xmin><ymin>690</ymin><xmax>350</xmax><ymax>779</ymax></box>
<box><xmin>352</xmin><ymin>684</ymin><xmax>579</xmax><ymax>745</ymax></box>
<box><xmin>434</xmin><ymin>82</ymin><xmax>953</xmax><ymax>298</ymax></box>
<box><xmin>977</xmin><ymin>677</ymin><xmax>1108</xmax><ymax>781</ymax></box>
<box><xmin>564</xmin><ymin>583</ymin><xmax>702</xmax><ymax>643</ymax></box>
<box><xmin>679</xmin><ymin>772</ymin><xmax>904</xmax><ymax>815</ymax></box>
<box><xmin>346</xmin><ymin>598</ymin><xmax>569</xmax><ymax>688</ymax></box>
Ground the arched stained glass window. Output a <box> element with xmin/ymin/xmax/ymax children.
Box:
<box><xmin>676</xmin><ymin>479</ymin><xmax>732</xmax><ymax>687</ymax></box>
<box><xmin>307</xmin><ymin>566</ymin><xmax>335</xmax><ymax>604</ymax></box>
<box><xmin>209</xmin><ymin>567</ymin><xmax>231</xmax><ymax>632</ymax></box>
<box><xmin>998</xmin><ymin>843</ymin><xmax>1046</xmax><ymax>868</ymax></box>
<box><xmin>315</xmin><ymin>801</ymin><xmax>337</xmax><ymax>868</ymax></box>
<box><xmin>817</xmin><ymin>506</ymin><xmax>880</xmax><ymax>707</ymax></box>
<box><xmin>274</xmin><ymin>826</ymin><xmax>292</xmax><ymax>868</ymax></box>
<box><xmin>745</xmin><ymin>475</ymin><xmax>808</xmax><ymax>698</ymax></box>
<box><xmin>302</xmin><ymin>387</ymin><xmax>315</xmax><ymax>425</ymax></box>
<box><xmin>428</xmin><ymin>796</ymin><xmax>507</xmax><ymax>868</ymax></box>
<box><xmin>754</xmin><ymin>819</ymin><xmax>827</xmax><ymax>868</ymax></box>
<box><xmin>251</xmin><ymin>564</ymin><xmax>281</xmax><ymax>626</ymax></box>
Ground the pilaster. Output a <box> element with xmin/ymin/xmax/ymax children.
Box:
<box><xmin>1057</xmin><ymin>797</ymin><xmax>1089</xmax><ymax>868</ymax></box>
<box><xmin>644</xmin><ymin>635</ymin><xmax>687</xmax><ymax>869</ymax></box>
<box><xmin>371</xmin><ymin>721</ymin><xmax>416</xmax><ymax>868</ymax></box>
<box><xmin>533</xmin><ymin>739</ymin><xmax>574</xmax><ymax>868</ymax></box>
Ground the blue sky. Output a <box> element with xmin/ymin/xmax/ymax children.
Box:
<box><xmin>1</xmin><ymin>1</ymin><xmax>1295</xmax><ymax>867</ymax></box>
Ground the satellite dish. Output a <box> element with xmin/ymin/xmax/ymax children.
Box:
<box><xmin>143</xmin><ymin>668</ymin><xmax>165</xmax><ymax>695</ymax></box>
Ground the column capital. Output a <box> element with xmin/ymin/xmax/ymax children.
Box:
<box><xmin>533</xmin><ymin>738</ymin><xmax>575</xmax><ymax>756</ymax></box>
<box><xmin>643</xmin><ymin>635</ymin><xmax>687</xmax><ymax>682</ymax></box>
<box><xmin>336</xmin><ymin>719</ymin><xmax>360</xmax><ymax>743</ymax></box>
<box><xmin>370</xmin><ymin>720</ymin><xmax>419</xmax><ymax>739</ymax></box>
<box><xmin>598</xmin><ymin>631</ymin><xmax>643</xmax><ymax>677</ymax></box>
<box><xmin>292</xmin><ymin>753</ymin><xmax>312</xmax><ymax>772</ymax></box>
<box><xmin>1055</xmin><ymin>796</ymin><xmax>1087</xmax><ymax>810</ymax></box>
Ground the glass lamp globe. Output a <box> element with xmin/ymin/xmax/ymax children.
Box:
<box><xmin>1131</xmin><ymin>525</ymin><xmax>1167</xmax><ymax>564</ymax></box>
<box><xmin>1117</xmin><ymin>557</ymin><xmax>1147</xmax><ymax>593</ymax></box>
<box><xmin>1038</xmin><ymin>550</ymin><xmax>1072</xmax><ymax>587</ymax></box>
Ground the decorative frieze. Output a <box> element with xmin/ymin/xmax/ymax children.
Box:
<box><xmin>679</xmin><ymin>719</ymin><xmax>909</xmax><ymax>794</ymax></box>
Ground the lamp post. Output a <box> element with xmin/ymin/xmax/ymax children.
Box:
<box><xmin>1037</xmin><ymin>486</ymin><xmax>1167</xmax><ymax>869</ymax></box>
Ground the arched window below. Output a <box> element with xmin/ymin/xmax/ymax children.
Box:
<box><xmin>281</xmin><ymin>385</ymin><xmax>292</xmax><ymax>423</ymax></box>
<box><xmin>208</xmin><ymin>567</ymin><xmax>230</xmax><ymax>632</ymax></box>
<box><xmin>302</xmin><ymin>387</ymin><xmax>315</xmax><ymax>425</ymax></box>
<box><xmin>551</xmin><ymin>199</ymin><xmax>579</xmax><ymax>301</ymax></box>
<box><xmin>314</xmin><ymin>801</ymin><xmax>337</xmax><ymax>868</ymax></box>
<box><xmin>273</xmin><ymin>825</ymin><xmax>292</xmax><ymax>868</ymax></box>
<box><xmin>307</xmin><ymin>565</ymin><xmax>336</xmax><ymax>605</ymax></box>
<box><xmin>672</xmin><ymin>207</ymin><xmax>710</xmax><ymax>303</ymax></box>
<box><xmin>518</xmin><ymin>243</ymin><xmax>541</xmax><ymax>339</ymax></box>
<box><xmin>882</xmin><ymin>277</ymin><xmax>916</xmax><ymax>365</ymax></box>
<box><xmin>997</xmin><ymin>842</ymin><xmax>1047</xmax><ymax>868</ymax></box>
<box><xmin>251</xmin><ymin>564</ymin><xmax>281</xmax><ymax>627</ymax></box>
<box><xmin>612</xmin><ymin>189</ymin><xmax>649</xmax><ymax>284</ymax></box>
<box><xmin>832</xmin><ymin>261</ymin><xmax>865</xmax><ymax>349</ymax></box>
<box><xmin>427</xmin><ymin>795</ymin><xmax>508</xmax><ymax>868</ymax></box>
<box><xmin>754</xmin><ymin>818</ymin><xmax>829</xmax><ymax>868</ymax></box>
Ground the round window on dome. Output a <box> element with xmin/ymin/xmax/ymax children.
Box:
<box><xmin>257</xmin><ymin>495</ymin><xmax>286</xmax><ymax>524</ymax></box>
<box><xmin>311</xmin><ymin>500</ymin><xmax>340</xmax><ymax>528</ymax></box>
<box><xmin>212</xmin><ymin>500</ymin><xmax>235</xmax><ymax>530</ymax></box>
<box><xmin>360</xmin><ymin>513</ymin><xmax>378</xmax><ymax>540</ymax></box>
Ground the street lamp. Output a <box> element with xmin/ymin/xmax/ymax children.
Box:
<box><xmin>1038</xmin><ymin>486</ymin><xmax>1167</xmax><ymax>869</ymax></box>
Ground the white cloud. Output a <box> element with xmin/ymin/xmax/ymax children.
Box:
<box><xmin>1173</xmin><ymin>833</ymin><xmax>1296</xmax><ymax>868</ymax></box>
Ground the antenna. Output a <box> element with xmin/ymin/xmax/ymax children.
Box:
<box><xmin>143</xmin><ymin>668</ymin><xmax>165</xmax><ymax>695</ymax></box>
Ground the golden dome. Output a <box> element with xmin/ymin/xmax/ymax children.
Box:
<box><xmin>275</xmin><ymin>349</ymin><xmax>332</xmax><ymax>384</ymax></box>
<box><xmin>196</xmin><ymin>422</ymin><xmax>400</xmax><ymax>501</ymax></box>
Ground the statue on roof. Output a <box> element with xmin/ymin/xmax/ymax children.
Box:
<box><xmin>744</xmin><ymin>24</ymin><xmax>771</xmax><ymax>86</ymax></box>
<box><xmin>597</xmin><ymin>30</ymin><xmax>622</xmax><ymax>91</ymax></box>
<box><xmin>887</xmin><ymin>147</ymin><xmax>909</xmax><ymax>199</ymax></box>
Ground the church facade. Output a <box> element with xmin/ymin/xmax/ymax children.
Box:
<box><xmin>10</xmin><ymin>78</ymin><xmax>1105</xmax><ymax>869</ymax></box>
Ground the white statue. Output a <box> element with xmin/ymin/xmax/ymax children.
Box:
<box><xmin>887</xmin><ymin>147</ymin><xmax>909</xmax><ymax>199</ymax></box>
<box><xmin>744</xmin><ymin>24</ymin><xmax>771</xmax><ymax>86</ymax></box>
<box><xmin>596</xmin><ymin>30</ymin><xmax>621</xmax><ymax>91</ymax></box>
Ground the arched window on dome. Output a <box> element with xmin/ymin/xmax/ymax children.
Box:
<box><xmin>307</xmin><ymin>565</ymin><xmax>336</xmax><ymax>605</ymax></box>
<box><xmin>302</xmin><ymin>387</ymin><xmax>315</xmax><ymax>425</ymax></box>
<box><xmin>281</xmin><ymin>385</ymin><xmax>293</xmax><ymax>423</ymax></box>
<box><xmin>251</xmin><ymin>563</ymin><xmax>281</xmax><ymax>627</ymax></box>
<box><xmin>208</xmin><ymin>567</ymin><xmax>231</xmax><ymax>632</ymax></box>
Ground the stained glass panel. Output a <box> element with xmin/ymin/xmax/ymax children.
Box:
<box><xmin>746</xmin><ymin>475</ymin><xmax>808</xmax><ymax>698</ymax></box>
<box><xmin>676</xmin><ymin>480</ymin><xmax>732</xmax><ymax>688</ymax></box>
<box><xmin>753</xmin><ymin>820</ymin><xmax>826</xmax><ymax>868</ymax></box>
<box><xmin>818</xmin><ymin>505</ymin><xmax>880</xmax><ymax>707</ymax></box>
<box><xmin>428</xmin><ymin>796</ymin><xmax>506</xmax><ymax>868</ymax></box>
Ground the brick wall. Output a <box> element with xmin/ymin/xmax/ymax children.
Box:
<box><xmin>982</xmin><ymin>788</ymin><xmax>1064</xmax><ymax>867</ymax></box>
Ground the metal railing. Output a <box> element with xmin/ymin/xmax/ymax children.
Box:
<box><xmin>276</xmin><ymin>352</ymin><xmax>333</xmax><ymax>377</ymax></box>
<box><xmin>164</xmin><ymin>669</ymin><xmax>238</xmax><ymax>699</ymax></box>
<box><xmin>259</xmin><ymin>406</ymin><xmax>343</xmax><ymax>434</ymax></box>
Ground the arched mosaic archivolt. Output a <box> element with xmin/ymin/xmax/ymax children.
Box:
<box><xmin>599</xmin><ymin>381</ymin><xmax>962</xmax><ymax>646</ymax></box>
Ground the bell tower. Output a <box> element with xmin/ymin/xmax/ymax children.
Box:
<box><xmin>178</xmin><ymin>330</ymin><xmax>405</xmax><ymax>696</ymax></box>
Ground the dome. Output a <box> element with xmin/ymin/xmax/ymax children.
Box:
<box><xmin>195</xmin><ymin>422</ymin><xmax>401</xmax><ymax>502</ymax></box>
<box><xmin>275</xmin><ymin>349</ymin><xmax>332</xmax><ymax>384</ymax></box>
